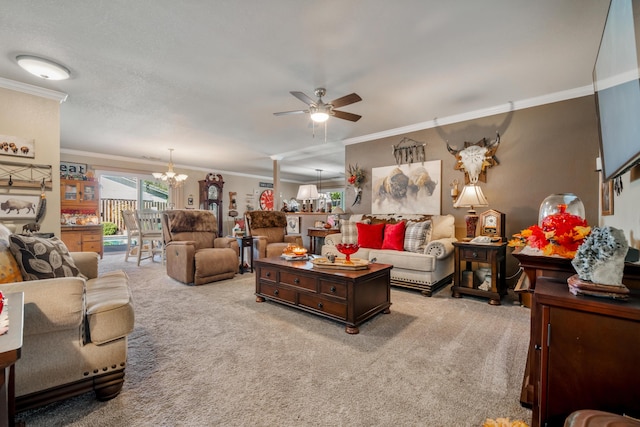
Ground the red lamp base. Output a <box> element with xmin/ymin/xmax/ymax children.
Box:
<box><xmin>464</xmin><ymin>210</ymin><xmax>479</xmax><ymax>240</ymax></box>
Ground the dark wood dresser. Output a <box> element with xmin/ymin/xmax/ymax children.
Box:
<box><xmin>531</xmin><ymin>276</ymin><xmax>640</xmax><ymax>427</ymax></box>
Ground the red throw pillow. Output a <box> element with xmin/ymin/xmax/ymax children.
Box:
<box><xmin>356</xmin><ymin>222</ymin><xmax>385</xmax><ymax>249</ymax></box>
<box><xmin>382</xmin><ymin>221</ymin><xmax>406</xmax><ymax>251</ymax></box>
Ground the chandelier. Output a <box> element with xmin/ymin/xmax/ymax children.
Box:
<box><xmin>152</xmin><ymin>148</ymin><xmax>188</xmax><ymax>187</ymax></box>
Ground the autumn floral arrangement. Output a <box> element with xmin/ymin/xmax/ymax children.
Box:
<box><xmin>508</xmin><ymin>204</ymin><xmax>591</xmax><ymax>259</ymax></box>
<box><xmin>347</xmin><ymin>164</ymin><xmax>366</xmax><ymax>205</ymax></box>
<box><xmin>347</xmin><ymin>164</ymin><xmax>365</xmax><ymax>189</ymax></box>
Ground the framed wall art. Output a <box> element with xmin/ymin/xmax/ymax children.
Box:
<box><xmin>0</xmin><ymin>135</ymin><xmax>35</xmax><ymax>158</ymax></box>
<box><xmin>601</xmin><ymin>179</ymin><xmax>614</xmax><ymax>216</ymax></box>
<box><xmin>0</xmin><ymin>194</ymin><xmax>40</xmax><ymax>219</ymax></box>
<box><xmin>286</xmin><ymin>215</ymin><xmax>300</xmax><ymax>234</ymax></box>
<box><xmin>371</xmin><ymin>160</ymin><xmax>441</xmax><ymax>215</ymax></box>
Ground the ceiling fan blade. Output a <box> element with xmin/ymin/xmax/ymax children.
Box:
<box><xmin>290</xmin><ymin>91</ymin><xmax>315</xmax><ymax>106</ymax></box>
<box><xmin>332</xmin><ymin>110</ymin><xmax>362</xmax><ymax>122</ymax></box>
<box><xmin>329</xmin><ymin>93</ymin><xmax>362</xmax><ymax>109</ymax></box>
<box><xmin>273</xmin><ymin>110</ymin><xmax>308</xmax><ymax>116</ymax></box>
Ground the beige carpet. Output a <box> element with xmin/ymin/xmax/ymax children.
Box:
<box><xmin>18</xmin><ymin>253</ymin><xmax>532</xmax><ymax>426</ymax></box>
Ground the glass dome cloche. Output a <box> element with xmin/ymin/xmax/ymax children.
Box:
<box><xmin>538</xmin><ymin>193</ymin><xmax>585</xmax><ymax>225</ymax></box>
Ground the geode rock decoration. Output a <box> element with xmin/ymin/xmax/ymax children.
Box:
<box><xmin>571</xmin><ymin>226</ymin><xmax>628</xmax><ymax>285</ymax></box>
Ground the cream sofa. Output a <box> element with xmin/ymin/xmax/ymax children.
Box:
<box><xmin>321</xmin><ymin>214</ymin><xmax>456</xmax><ymax>296</ymax></box>
<box><xmin>0</xmin><ymin>230</ymin><xmax>134</xmax><ymax>411</ymax></box>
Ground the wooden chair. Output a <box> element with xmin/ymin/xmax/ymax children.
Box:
<box><xmin>121</xmin><ymin>209</ymin><xmax>140</xmax><ymax>262</ymax></box>
<box><xmin>134</xmin><ymin>209</ymin><xmax>165</xmax><ymax>266</ymax></box>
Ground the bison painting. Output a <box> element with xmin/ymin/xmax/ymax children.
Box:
<box><xmin>0</xmin><ymin>196</ymin><xmax>39</xmax><ymax>219</ymax></box>
<box><xmin>1</xmin><ymin>198</ymin><xmax>35</xmax><ymax>214</ymax></box>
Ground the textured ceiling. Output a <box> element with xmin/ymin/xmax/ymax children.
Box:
<box><xmin>0</xmin><ymin>0</ymin><xmax>611</xmax><ymax>182</ymax></box>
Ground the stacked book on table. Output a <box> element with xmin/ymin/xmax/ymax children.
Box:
<box><xmin>567</xmin><ymin>274</ymin><xmax>630</xmax><ymax>300</ymax></box>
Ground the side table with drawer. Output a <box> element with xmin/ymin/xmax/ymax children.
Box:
<box><xmin>451</xmin><ymin>241</ymin><xmax>507</xmax><ymax>305</ymax></box>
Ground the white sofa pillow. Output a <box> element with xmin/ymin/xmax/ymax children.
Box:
<box><xmin>429</xmin><ymin>214</ymin><xmax>455</xmax><ymax>241</ymax></box>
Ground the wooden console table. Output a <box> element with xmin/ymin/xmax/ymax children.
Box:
<box><xmin>307</xmin><ymin>227</ymin><xmax>340</xmax><ymax>255</ymax></box>
<box><xmin>0</xmin><ymin>292</ymin><xmax>24</xmax><ymax>427</ymax></box>
<box><xmin>451</xmin><ymin>241</ymin><xmax>507</xmax><ymax>305</ymax></box>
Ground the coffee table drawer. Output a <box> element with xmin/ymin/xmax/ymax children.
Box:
<box><xmin>298</xmin><ymin>293</ymin><xmax>347</xmax><ymax>319</ymax></box>
<box><xmin>259</xmin><ymin>267</ymin><xmax>278</xmax><ymax>282</ymax></box>
<box><xmin>279</xmin><ymin>271</ymin><xmax>316</xmax><ymax>291</ymax></box>
<box><xmin>319</xmin><ymin>280</ymin><xmax>346</xmax><ymax>299</ymax></box>
<box><xmin>259</xmin><ymin>282</ymin><xmax>296</xmax><ymax>304</ymax></box>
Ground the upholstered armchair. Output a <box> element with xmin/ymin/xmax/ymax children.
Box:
<box><xmin>245</xmin><ymin>211</ymin><xmax>303</xmax><ymax>259</ymax></box>
<box><xmin>162</xmin><ymin>210</ymin><xmax>239</xmax><ymax>285</ymax></box>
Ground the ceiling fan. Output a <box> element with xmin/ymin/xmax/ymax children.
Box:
<box><xmin>274</xmin><ymin>88</ymin><xmax>362</xmax><ymax>123</ymax></box>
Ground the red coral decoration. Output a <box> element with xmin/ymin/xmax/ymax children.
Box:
<box><xmin>509</xmin><ymin>204</ymin><xmax>591</xmax><ymax>258</ymax></box>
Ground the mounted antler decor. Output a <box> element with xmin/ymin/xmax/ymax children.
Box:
<box><xmin>392</xmin><ymin>137</ymin><xmax>426</xmax><ymax>165</ymax></box>
<box><xmin>446</xmin><ymin>132</ymin><xmax>500</xmax><ymax>184</ymax></box>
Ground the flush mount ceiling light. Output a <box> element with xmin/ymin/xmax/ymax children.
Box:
<box><xmin>16</xmin><ymin>55</ymin><xmax>70</xmax><ymax>80</ymax></box>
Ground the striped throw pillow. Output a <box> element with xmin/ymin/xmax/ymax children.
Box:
<box><xmin>404</xmin><ymin>220</ymin><xmax>432</xmax><ymax>253</ymax></box>
<box><xmin>340</xmin><ymin>220</ymin><xmax>358</xmax><ymax>244</ymax></box>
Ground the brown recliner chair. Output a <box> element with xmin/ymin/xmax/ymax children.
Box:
<box><xmin>245</xmin><ymin>211</ymin><xmax>303</xmax><ymax>258</ymax></box>
<box><xmin>162</xmin><ymin>209</ymin><xmax>239</xmax><ymax>285</ymax></box>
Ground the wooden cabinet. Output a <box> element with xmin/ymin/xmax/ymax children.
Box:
<box><xmin>514</xmin><ymin>253</ymin><xmax>640</xmax><ymax>410</ymax></box>
<box><xmin>60</xmin><ymin>179</ymin><xmax>99</xmax><ymax>212</ymax></box>
<box><xmin>451</xmin><ymin>242</ymin><xmax>507</xmax><ymax>305</ymax></box>
<box><xmin>60</xmin><ymin>178</ymin><xmax>102</xmax><ymax>258</ymax></box>
<box><xmin>532</xmin><ymin>278</ymin><xmax>640</xmax><ymax>426</ymax></box>
<box><xmin>61</xmin><ymin>225</ymin><xmax>103</xmax><ymax>258</ymax></box>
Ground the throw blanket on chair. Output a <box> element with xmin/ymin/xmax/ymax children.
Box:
<box><xmin>247</xmin><ymin>211</ymin><xmax>287</xmax><ymax>229</ymax></box>
<box><xmin>165</xmin><ymin>210</ymin><xmax>217</xmax><ymax>233</ymax></box>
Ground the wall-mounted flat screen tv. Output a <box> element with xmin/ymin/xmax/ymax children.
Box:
<box><xmin>594</xmin><ymin>0</ymin><xmax>640</xmax><ymax>181</ymax></box>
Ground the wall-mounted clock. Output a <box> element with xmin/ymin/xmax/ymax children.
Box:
<box><xmin>259</xmin><ymin>189</ymin><xmax>274</xmax><ymax>210</ymax></box>
<box><xmin>476</xmin><ymin>209</ymin><xmax>505</xmax><ymax>241</ymax></box>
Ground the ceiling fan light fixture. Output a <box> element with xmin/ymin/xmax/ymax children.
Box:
<box><xmin>310</xmin><ymin>111</ymin><xmax>329</xmax><ymax>123</ymax></box>
<box><xmin>16</xmin><ymin>55</ymin><xmax>70</xmax><ymax>80</ymax></box>
<box><xmin>310</xmin><ymin>106</ymin><xmax>330</xmax><ymax>123</ymax></box>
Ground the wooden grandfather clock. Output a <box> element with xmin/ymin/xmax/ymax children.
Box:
<box><xmin>199</xmin><ymin>173</ymin><xmax>224</xmax><ymax>235</ymax></box>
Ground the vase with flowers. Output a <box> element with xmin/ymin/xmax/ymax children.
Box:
<box><xmin>347</xmin><ymin>164</ymin><xmax>365</xmax><ymax>205</ymax></box>
<box><xmin>508</xmin><ymin>204</ymin><xmax>591</xmax><ymax>259</ymax></box>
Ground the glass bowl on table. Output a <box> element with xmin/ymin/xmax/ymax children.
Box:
<box><xmin>335</xmin><ymin>243</ymin><xmax>359</xmax><ymax>263</ymax></box>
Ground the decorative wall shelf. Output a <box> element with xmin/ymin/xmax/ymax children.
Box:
<box><xmin>0</xmin><ymin>160</ymin><xmax>53</xmax><ymax>190</ymax></box>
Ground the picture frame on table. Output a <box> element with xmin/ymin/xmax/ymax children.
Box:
<box><xmin>286</xmin><ymin>215</ymin><xmax>300</xmax><ymax>234</ymax></box>
<box><xmin>601</xmin><ymin>179</ymin><xmax>614</xmax><ymax>216</ymax></box>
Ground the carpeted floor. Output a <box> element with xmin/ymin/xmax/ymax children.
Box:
<box><xmin>17</xmin><ymin>253</ymin><xmax>532</xmax><ymax>426</ymax></box>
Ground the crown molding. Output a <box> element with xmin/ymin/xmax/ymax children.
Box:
<box><xmin>343</xmin><ymin>84</ymin><xmax>595</xmax><ymax>145</ymax></box>
<box><xmin>0</xmin><ymin>77</ymin><xmax>68</xmax><ymax>103</ymax></box>
<box><xmin>60</xmin><ymin>148</ymin><xmax>302</xmax><ymax>183</ymax></box>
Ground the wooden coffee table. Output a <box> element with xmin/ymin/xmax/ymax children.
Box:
<box><xmin>255</xmin><ymin>257</ymin><xmax>392</xmax><ymax>334</ymax></box>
